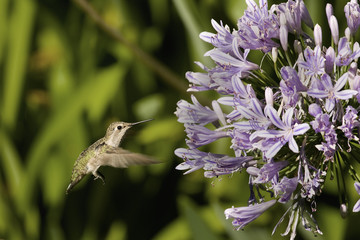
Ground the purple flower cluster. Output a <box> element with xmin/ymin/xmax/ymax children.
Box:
<box><xmin>175</xmin><ymin>0</ymin><xmax>360</xmax><ymax>238</ymax></box>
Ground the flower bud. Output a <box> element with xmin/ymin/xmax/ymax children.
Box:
<box><xmin>314</xmin><ymin>24</ymin><xmax>322</xmax><ymax>47</ymax></box>
<box><xmin>329</xmin><ymin>15</ymin><xmax>339</xmax><ymax>45</ymax></box>
<box><xmin>272</xmin><ymin>47</ymin><xmax>278</xmax><ymax>63</ymax></box>
<box><xmin>326</xmin><ymin>3</ymin><xmax>333</xmax><ymax>21</ymax></box>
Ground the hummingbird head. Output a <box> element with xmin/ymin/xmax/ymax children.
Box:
<box><xmin>104</xmin><ymin>119</ymin><xmax>153</xmax><ymax>147</ymax></box>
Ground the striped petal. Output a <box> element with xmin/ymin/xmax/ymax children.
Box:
<box><xmin>288</xmin><ymin>136</ymin><xmax>299</xmax><ymax>153</ymax></box>
<box><xmin>335</xmin><ymin>89</ymin><xmax>358</xmax><ymax>100</ymax></box>
<box><xmin>265</xmin><ymin>141</ymin><xmax>285</xmax><ymax>158</ymax></box>
<box><xmin>266</xmin><ymin>106</ymin><xmax>286</xmax><ymax>129</ymax></box>
<box><xmin>293</xmin><ymin>123</ymin><xmax>310</xmax><ymax>135</ymax></box>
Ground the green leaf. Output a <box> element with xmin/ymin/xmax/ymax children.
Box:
<box><xmin>105</xmin><ymin>221</ymin><xmax>126</xmax><ymax>240</ymax></box>
<box><xmin>0</xmin><ymin>129</ymin><xmax>23</xmax><ymax>196</ymax></box>
<box><xmin>2</xmin><ymin>0</ymin><xmax>36</xmax><ymax>130</ymax></box>
<box><xmin>86</xmin><ymin>64</ymin><xmax>127</xmax><ymax>122</ymax></box>
<box><xmin>152</xmin><ymin>217</ymin><xmax>190</xmax><ymax>240</ymax></box>
<box><xmin>0</xmin><ymin>0</ymin><xmax>9</xmax><ymax>64</ymax></box>
<box><xmin>173</xmin><ymin>0</ymin><xmax>212</xmax><ymax>66</ymax></box>
<box><xmin>133</xmin><ymin>94</ymin><xmax>165</xmax><ymax>120</ymax></box>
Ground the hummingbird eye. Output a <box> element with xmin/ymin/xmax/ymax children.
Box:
<box><xmin>117</xmin><ymin>125</ymin><xmax>123</xmax><ymax>130</ymax></box>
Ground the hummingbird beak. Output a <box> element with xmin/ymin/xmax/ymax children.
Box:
<box><xmin>130</xmin><ymin>119</ymin><xmax>153</xmax><ymax>126</ymax></box>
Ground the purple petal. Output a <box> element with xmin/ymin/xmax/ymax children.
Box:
<box><xmin>232</xmin><ymin>75</ymin><xmax>248</xmax><ymax>96</ymax></box>
<box><xmin>237</xmin><ymin>105</ymin><xmax>258</xmax><ymax>119</ymax></box>
<box><xmin>325</xmin><ymin>98</ymin><xmax>335</xmax><ymax>112</ymax></box>
<box><xmin>293</xmin><ymin>123</ymin><xmax>310</xmax><ymax>135</ymax></box>
<box><xmin>308</xmin><ymin>103</ymin><xmax>322</xmax><ymax>117</ymax></box>
<box><xmin>307</xmin><ymin>89</ymin><xmax>328</xmax><ymax>98</ymax></box>
<box><xmin>353</xmin><ymin>200</ymin><xmax>360</xmax><ymax>212</ymax></box>
<box><xmin>266</xmin><ymin>106</ymin><xmax>286</xmax><ymax>129</ymax></box>
<box><xmin>334</xmin><ymin>72</ymin><xmax>349</xmax><ymax>91</ymax></box>
<box><xmin>251</xmin><ymin>98</ymin><xmax>264</xmax><ymax>117</ymax></box>
<box><xmin>217</xmin><ymin>97</ymin><xmax>235</xmax><ymax>106</ymax></box>
<box><xmin>283</xmin><ymin>108</ymin><xmax>294</xmax><ymax>127</ymax></box>
<box><xmin>199</xmin><ymin>32</ymin><xmax>215</xmax><ymax>43</ymax></box>
<box><xmin>265</xmin><ymin>141</ymin><xmax>286</xmax><ymax>159</ymax></box>
<box><xmin>250</xmin><ymin>130</ymin><xmax>285</xmax><ymax>141</ymax></box>
<box><xmin>335</xmin><ymin>89</ymin><xmax>358</xmax><ymax>100</ymax></box>
<box><xmin>321</xmin><ymin>73</ymin><xmax>333</xmax><ymax>89</ymax></box>
<box><xmin>288</xmin><ymin>136</ymin><xmax>299</xmax><ymax>153</ymax></box>
<box><xmin>355</xmin><ymin>182</ymin><xmax>360</xmax><ymax>194</ymax></box>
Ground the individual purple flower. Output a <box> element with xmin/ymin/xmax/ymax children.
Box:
<box><xmin>273</xmin><ymin>176</ymin><xmax>298</xmax><ymax>203</ymax></box>
<box><xmin>300</xmin><ymin>169</ymin><xmax>324</xmax><ymax>200</ymax></box>
<box><xmin>316</xmin><ymin>132</ymin><xmax>337</xmax><ymax>160</ymax></box>
<box><xmin>281</xmin><ymin>66</ymin><xmax>307</xmax><ymax>92</ymax></box>
<box><xmin>247</xmin><ymin>161</ymin><xmax>288</xmax><ymax>184</ymax></box>
<box><xmin>224</xmin><ymin>199</ymin><xmax>277</xmax><ymax>230</ymax></box>
<box><xmin>280</xmin><ymin>66</ymin><xmax>307</xmax><ymax>107</ymax></box>
<box><xmin>250</xmin><ymin>107</ymin><xmax>310</xmax><ymax>158</ymax></box>
<box><xmin>277</xmin><ymin>0</ymin><xmax>303</xmax><ymax>34</ymax></box>
<box><xmin>344</xmin><ymin>0</ymin><xmax>360</xmax><ymax>35</ymax></box>
<box><xmin>233</xmin><ymin>98</ymin><xmax>272</xmax><ymax>131</ymax></box>
<box><xmin>186</xmin><ymin>62</ymin><xmax>213</xmax><ymax>92</ymax></box>
<box><xmin>175</xmin><ymin>148</ymin><xmax>207</xmax><ymax>174</ymax></box>
<box><xmin>310</xmin><ymin>111</ymin><xmax>331</xmax><ymax>133</ymax></box>
<box><xmin>298</xmin><ymin>46</ymin><xmax>325</xmax><ymax>77</ymax></box>
<box><xmin>237</xmin><ymin>0</ymin><xmax>280</xmax><ymax>52</ymax></box>
<box><xmin>175</xmin><ymin>95</ymin><xmax>222</xmax><ymax>125</ymax></box>
<box><xmin>353</xmin><ymin>182</ymin><xmax>360</xmax><ymax>212</ymax></box>
<box><xmin>307</xmin><ymin>73</ymin><xmax>357</xmax><ymax>112</ymax></box>
<box><xmin>336</xmin><ymin>37</ymin><xmax>360</xmax><ymax>66</ymax></box>
<box><xmin>184</xmin><ymin>123</ymin><xmax>228</xmax><ymax>149</ymax></box>
<box><xmin>229</xmin><ymin>129</ymin><xmax>253</xmax><ymax>156</ymax></box>
<box><xmin>175</xmin><ymin>148</ymin><xmax>253</xmax><ymax>177</ymax></box>
<box><xmin>339</xmin><ymin>105</ymin><xmax>359</xmax><ymax>140</ymax></box>
<box><xmin>205</xmin><ymin>43</ymin><xmax>259</xmax><ymax>79</ymax></box>
<box><xmin>200</xmin><ymin>19</ymin><xmax>234</xmax><ymax>53</ymax></box>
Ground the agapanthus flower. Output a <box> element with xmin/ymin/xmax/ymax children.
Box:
<box><xmin>175</xmin><ymin>0</ymin><xmax>360</xmax><ymax>239</ymax></box>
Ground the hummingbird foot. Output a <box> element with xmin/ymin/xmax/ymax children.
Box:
<box><xmin>93</xmin><ymin>171</ymin><xmax>106</xmax><ymax>185</ymax></box>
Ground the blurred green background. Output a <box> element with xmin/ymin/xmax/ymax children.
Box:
<box><xmin>1</xmin><ymin>0</ymin><xmax>360</xmax><ymax>239</ymax></box>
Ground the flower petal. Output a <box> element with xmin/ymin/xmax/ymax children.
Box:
<box><xmin>266</xmin><ymin>106</ymin><xmax>286</xmax><ymax>129</ymax></box>
<box><xmin>288</xmin><ymin>136</ymin><xmax>299</xmax><ymax>153</ymax></box>
<box><xmin>265</xmin><ymin>141</ymin><xmax>285</xmax><ymax>158</ymax></box>
<box><xmin>335</xmin><ymin>89</ymin><xmax>358</xmax><ymax>100</ymax></box>
<box><xmin>307</xmin><ymin>89</ymin><xmax>329</xmax><ymax>98</ymax></box>
<box><xmin>355</xmin><ymin>182</ymin><xmax>360</xmax><ymax>194</ymax></box>
<box><xmin>293</xmin><ymin>123</ymin><xmax>310</xmax><ymax>135</ymax></box>
<box><xmin>334</xmin><ymin>72</ymin><xmax>349</xmax><ymax>91</ymax></box>
<box><xmin>283</xmin><ymin>108</ymin><xmax>294</xmax><ymax>127</ymax></box>
<box><xmin>353</xmin><ymin>199</ymin><xmax>360</xmax><ymax>212</ymax></box>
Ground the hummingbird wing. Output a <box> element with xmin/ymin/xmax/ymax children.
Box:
<box><xmin>100</xmin><ymin>147</ymin><xmax>158</xmax><ymax>168</ymax></box>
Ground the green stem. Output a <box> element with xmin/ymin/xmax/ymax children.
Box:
<box><xmin>72</xmin><ymin>0</ymin><xmax>188</xmax><ymax>94</ymax></box>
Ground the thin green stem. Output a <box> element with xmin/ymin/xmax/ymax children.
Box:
<box><xmin>72</xmin><ymin>0</ymin><xmax>188</xmax><ymax>94</ymax></box>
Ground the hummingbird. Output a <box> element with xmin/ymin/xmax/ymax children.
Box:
<box><xmin>66</xmin><ymin>119</ymin><xmax>156</xmax><ymax>194</ymax></box>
